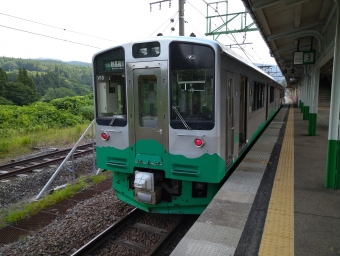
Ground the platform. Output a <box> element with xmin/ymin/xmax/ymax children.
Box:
<box><xmin>171</xmin><ymin>98</ymin><xmax>340</xmax><ymax>256</ymax></box>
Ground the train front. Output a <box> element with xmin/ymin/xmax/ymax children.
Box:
<box><xmin>93</xmin><ymin>37</ymin><xmax>227</xmax><ymax>214</ymax></box>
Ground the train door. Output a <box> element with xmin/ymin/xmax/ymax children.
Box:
<box><xmin>239</xmin><ymin>76</ymin><xmax>247</xmax><ymax>149</ymax></box>
<box><xmin>226</xmin><ymin>72</ymin><xmax>234</xmax><ymax>162</ymax></box>
<box><xmin>132</xmin><ymin>63</ymin><xmax>167</xmax><ymax>160</ymax></box>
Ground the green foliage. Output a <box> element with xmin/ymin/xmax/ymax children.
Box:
<box><xmin>18</xmin><ymin>68</ymin><xmax>35</xmax><ymax>90</ymax></box>
<box><xmin>0</xmin><ymin>140</ymin><xmax>10</xmax><ymax>153</ymax></box>
<box><xmin>0</xmin><ymin>124</ymin><xmax>92</xmax><ymax>160</ymax></box>
<box><xmin>0</xmin><ymin>96</ymin><xmax>13</xmax><ymax>105</ymax></box>
<box><xmin>0</xmin><ymin>96</ymin><xmax>94</xmax><ymax>131</ymax></box>
<box><xmin>43</xmin><ymin>87</ymin><xmax>76</xmax><ymax>101</ymax></box>
<box><xmin>79</xmin><ymin>105</ymin><xmax>94</xmax><ymax>121</ymax></box>
<box><xmin>0</xmin><ymin>67</ymin><xmax>7</xmax><ymax>98</ymax></box>
<box><xmin>4</xmin><ymin>82</ymin><xmax>39</xmax><ymax>106</ymax></box>
<box><xmin>50</xmin><ymin>94</ymin><xmax>93</xmax><ymax>115</ymax></box>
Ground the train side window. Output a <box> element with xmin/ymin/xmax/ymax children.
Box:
<box><xmin>252</xmin><ymin>82</ymin><xmax>265</xmax><ymax>111</ymax></box>
<box><xmin>228</xmin><ymin>79</ymin><xmax>232</xmax><ymax>116</ymax></box>
<box><xmin>270</xmin><ymin>86</ymin><xmax>275</xmax><ymax>103</ymax></box>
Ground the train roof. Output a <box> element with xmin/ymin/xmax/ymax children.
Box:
<box><xmin>93</xmin><ymin>35</ymin><xmax>280</xmax><ymax>85</ymax></box>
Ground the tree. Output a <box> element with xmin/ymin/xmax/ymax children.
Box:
<box><xmin>0</xmin><ymin>96</ymin><xmax>13</xmax><ymax>105</ymax></box>
<box><xmin>44</xmin><ymin>87</ymin><xmax>76</xmax><ymax>101</ymax></box>
<box><xmin>74</xmin><ymin>84</ymin><xmax>92</xmax><ymax>95</ymax></box>
<box><xmin>4</xmin><ymin>82</ymin><xmax>38</xmax><ymax>106</ymax></box>
<box><xmin>2</xmin><ymin>61</ymin><xmax>18</xmax><ymax>71</ymax></box>
<box><xmin>0</xmin><ymin>67</ymin><xmax>7</xmax><ymax>98</ymax></box>
<box><xmin>18</xmin><ymin>68</ymin><xmax>35</xmax><ymax>89</ymax></box>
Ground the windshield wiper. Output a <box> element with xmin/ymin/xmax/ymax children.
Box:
<box><xmin>172</xmin><ymin>106</ymin><xmax>191</xmax><ymax>130</ymax></box>
<box><xmin>109</xmin><ymin>105</ymin><xmax>123</xmax><ymax>126</ymax></box>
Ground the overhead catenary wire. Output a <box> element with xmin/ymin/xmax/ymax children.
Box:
<box><xmin>186</xmin><ymin>0</ymin><xmax>219</xmax><ymax>37</ymax></box>
<box><xmin>169</xmin><ymin>16</ymin><xmax>179</xmax><ymax>35</ymax></box>
<box><xmin>0</xmin><ymin>12</ymin><xmax>118</xmax><ymax>42</ymax></box>
<box><xmin>149</xmin><ymin>11</ymin><xmax>178</xmax><ymax>36</ymax></box>
<box><xmin>0</xmin><ymin>24</ymin><xmax>101</xmax><ymax>49</ymax></box>
<box><xmin>163</xmin><ymin>12</ymin><xmax>179</xmax><ymax>34</ymax></box>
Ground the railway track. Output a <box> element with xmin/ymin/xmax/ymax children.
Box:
<box><xmin>0</xmin><ymin>143</ymin><xmax>95</xmax><ymax>180</ymax></box>
<box><xmin>70</xmin><ymin>208</ymin><xmax>190</xmax><ymax>256</ymax></box>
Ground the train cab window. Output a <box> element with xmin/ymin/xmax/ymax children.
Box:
<box><xmin>169</xmin><ymin>42</ymin><xmax>215</xmax><ymax>130</ymax></box>
<box><xmin>132</xmin><ymin>42</ymin><xmax>160</xmax><ymax>58</ymax></box>
<box><xmin>94</xmin><ymin>47</ymin><xmax>127</xmax><ymax>126</ymax></box>
<box><xmin>95</xmin><ymin>74</ymin><xmax>127</xmax><ymax>126</ymax></box>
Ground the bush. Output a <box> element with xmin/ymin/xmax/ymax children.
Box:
<box><xmin>0</xmin><ymin>97</ymin><xmax>13</xmax><ymax>105</ymax></box>
<box><xmin>79</xmin><ymin>105</ymin><xmax>94</xmax><ymax>121</ymax></box>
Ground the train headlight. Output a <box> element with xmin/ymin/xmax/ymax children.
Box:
<box><xmin>194</xmin><ymin>137</ymin><xmax>204</xmax><ymax>148</ymax></box>
<box><xmin>101</xmin><ymin>131</ymin><xmax>110</xmax><ymax>141</ymax></box>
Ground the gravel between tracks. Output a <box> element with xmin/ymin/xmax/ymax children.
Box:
<box><xmin>0</xmin><ymin>155</ymin><xmax>97</xmax><ymax>209</ymax></box>
<box><xmin>0</xmin><ymin>153</ymin><xmax>196</xmax><ymax>255</ymax></box>
<box><xmin>0</xmin><ymin>190</ymin><xmax>134</xmax><ymax>255</ymax></box>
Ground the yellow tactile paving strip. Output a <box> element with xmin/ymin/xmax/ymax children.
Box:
<box><xmin>259</xmin><ymin>103</ymin><xmax>294</xmax><ymax>256</ymax></box>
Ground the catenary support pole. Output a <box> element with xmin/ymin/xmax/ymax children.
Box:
<box><xmin>179</xmin><ymin>0</ymin><xmax>185</xmax><ymax>36</ymax></box>
<box><xmin>326</xmin><ymin>0</ymin><xmax>340</xmax><ymax>189</ymax></box>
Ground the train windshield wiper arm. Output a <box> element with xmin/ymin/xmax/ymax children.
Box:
<box><xmin>109</xmin><ymin>105</ymin><xmax>123</xmax><ymax>126</ymax></box>
<box><xmin>172</xmin><ymin>106</ymin><xmax>191</xmax><ymax>130</ymax></box>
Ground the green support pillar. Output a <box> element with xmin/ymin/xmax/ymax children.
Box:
<box><xmin>303</xmin><ymin>106</ymin><xmax>310</xmax><ymax>120</ymax></box>
<box><xmin>300</xmin><ymin>101</ymin><xmax>304</xmax><ymax>113</ymax></box>
<box><xmin>308</xmin><ymin>113</ymin><xmax>317</xmax><ymax>135</ymax></box>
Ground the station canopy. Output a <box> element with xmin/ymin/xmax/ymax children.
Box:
<box><xmin>242</xmin><ymin>0</ymin><xmax>334</xmax><ymax>87</ymax></box>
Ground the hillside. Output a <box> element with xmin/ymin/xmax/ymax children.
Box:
<box><xmin>0</xmin><ymin>57</ymin><xmax>93</xmax><ymax>105</ymax></box>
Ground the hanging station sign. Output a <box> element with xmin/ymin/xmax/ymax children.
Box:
<box><xmin>294</xmin><ymin>51</ymin><xmax>316</xmax><ymax>65</ymax></box>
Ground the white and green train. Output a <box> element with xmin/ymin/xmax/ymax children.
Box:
<box><xmin>93</xmin><ymin>36</ymin><xmax>284</xmax><ymax>214</ymax></box>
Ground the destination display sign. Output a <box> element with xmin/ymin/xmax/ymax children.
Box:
<box><xmin>104</xmin><ymin>60</ymin><xmax>124</xmax><ymax>71</ymax></box>
<box><xmin>95</xmin><ymin>47</ymin><xmax>125</xmax><ymax>74</ymax></box>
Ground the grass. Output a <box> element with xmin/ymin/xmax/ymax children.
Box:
<box><xmin>0</xmin><ymin>172</ymin><xmax>111</xmax><ymax>228</ymax></box>
<box><xmin>0</xmin><ymin>123</ymin><xmax>94</xmax><ymax>162</ymax></box>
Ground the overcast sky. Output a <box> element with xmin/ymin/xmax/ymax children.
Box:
<box><xmin>0</xmin><ymin>0</ymin><xmax>276</xmax><ymax>65</ymax></box>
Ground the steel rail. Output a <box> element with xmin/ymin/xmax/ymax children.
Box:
<box><xmin>0</xmin><ymin>143</ymin><xmax>94</xmax><ymax>169</ymax></box>
<box><xmin>146</xmin><ymin>214</ymin><xmax>186</xmax><ymax>256</ymax></box>
<box><xmin>71</xmin><ymin>208</ymin><xmax>141</xmax><ymax>256</ymax></box>
<box><xmin>71</xmin><ymin>207</ymin><xmax>187</xmax><ymax>256</ymax></box>
<box><xmin>0</xmin><ymin>148</ymin><xmax>94</xmax><ymax>180</ymax></box>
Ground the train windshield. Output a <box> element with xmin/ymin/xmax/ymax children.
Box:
<box><xmin>170</xmin><ymin>42</ymin><xmax>215</xmax><ymax>130</ymax></box>
<box><xmin>93</xmin><ymin>47</ymin><xmax>127</xmax><ymax>127</ymax></box>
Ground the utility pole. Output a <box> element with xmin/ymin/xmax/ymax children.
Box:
<box><xmin>179</xmin><ymin>0</ymin><xmax>185</xmax><ymax>36</ymax></box>
<box><xmin>149</xmin><ymin>0</ymin><xmax>186</xmax><ymax>36</ymax></box>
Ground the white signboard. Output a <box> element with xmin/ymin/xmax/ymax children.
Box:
<box><xmin>294</xmin><ymin>52</ymin><xmax>303</xmax><ymax>64</ymax></box>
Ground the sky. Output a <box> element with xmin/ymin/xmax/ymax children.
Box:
<box><xmin>0</xmin><ymin>0</ymin><xmax>277</xmax><ymax>65</ymax></box>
